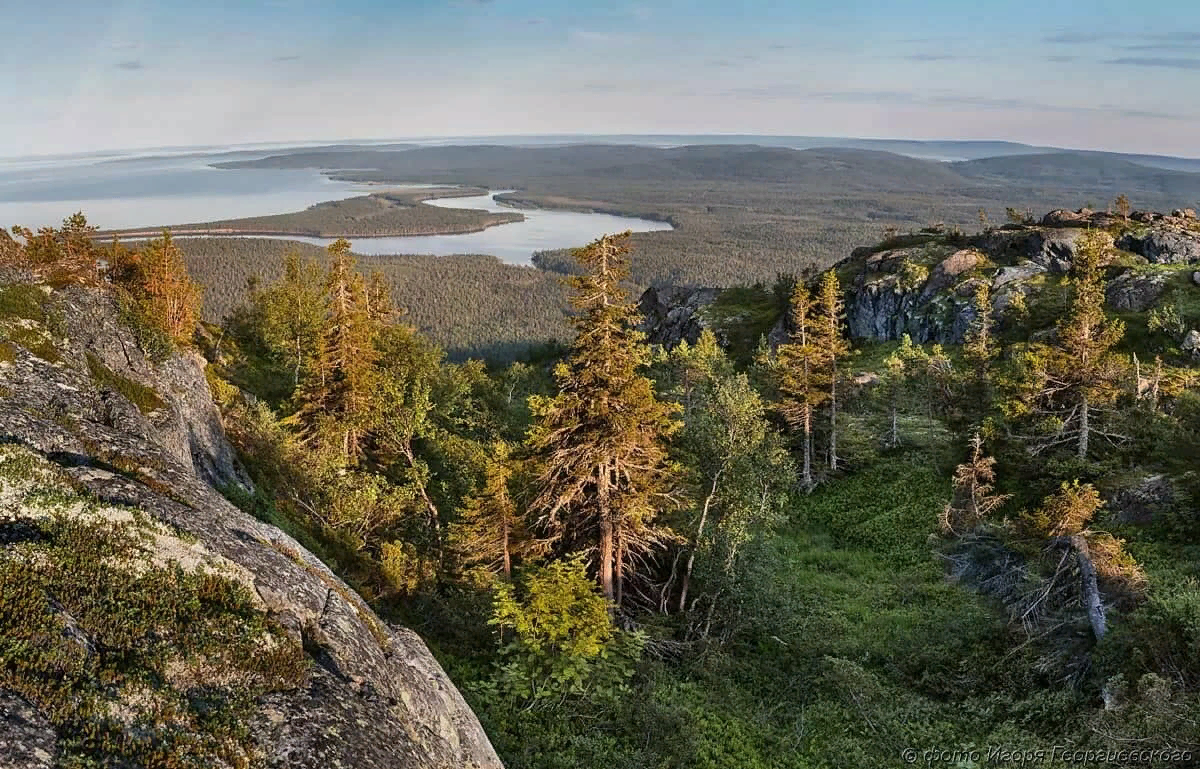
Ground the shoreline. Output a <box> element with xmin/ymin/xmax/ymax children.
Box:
<box><xmin>94</xmin><ymin>187</ymin><xmax>524</xmax><ymax>240</ymax></box>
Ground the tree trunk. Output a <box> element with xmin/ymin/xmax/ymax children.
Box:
<box><xmin>802</xmin><ymin>407</ymin><xmax>813</xmax><ymax>491</ymax></box>
<box><xmin>1078</xmin><ymin>391</ymin><xmax>1089</xmax><ymax>460</ymax></box>
<box><xmin>679</xmin><ymin>469</ymin><xmax>721</xmax><ymax>613</ymax></box>
<box><xmin>598</xmin><ymin>465</ymin><xmax>614</xmax><ymax>602</ymax></box>
<box><xmin>615</xmin><ymin>524</ymin><xmax>625</xmax><ymax>607</ymax></box>
<box><xmin>890</xmin><ymin>399</ymin><xmax>898</xmax><ymax>448</ymax></box>
<box><xmin>1069</xmin><ymin>534</ymin><xmax>1107</xmax><ymax>641</ymax></box>
<box><xmin>501</xmin><ymin>514</ymin><xmax>511</xmax><ymax>579</ymax></box>
<box><xmin>829</xmin><ymin>363</ymin><xmax>839</xmax><ymax>471</ymax></box>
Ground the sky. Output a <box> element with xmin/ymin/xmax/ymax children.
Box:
<box><xmin>3</xmin><ymin>0</ymin><xmax>1199</xmax><ymax>158</ymax></box>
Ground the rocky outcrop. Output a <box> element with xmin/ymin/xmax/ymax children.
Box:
<box><xmin>846</xmin><ymin>247</ymin><xmax>985</xmax><ymax>344</ymax></box>
<box><xmin>640</xmin><ymin>207</ymin><xmax>1200</xmax><ymax>349</ymax></box>
<box><xmin>0</xmin><ymin>270</ymin><xmax>502</xmax><ymax>769</ymax></box>
<box><xmin>1116</xmin><ymin>230</ymin><xmax>1200</xmax><ymax>264</ymax></box>
<box><xmin>1106</xmin><ymin>270</ymin><xmax>1169</xmax><ymax>312</ymax></box>
<box><xmin>638</xmin><ymin>285</ymin><xmax>722</xmax><ymax>347</ymax></box>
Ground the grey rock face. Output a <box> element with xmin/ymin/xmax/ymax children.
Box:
<box><xmin>1027</xmin><ymin>229</ymin><xmax>1081</xmax><ymax>273</ymax></box>
<box><xmin>638</xmin><ymin>285</ymin><xmax>722</xmax><ymax>347</ymax></box>
<box><xmin>1116</xmin><ymin>230</ymin><xmax>1200</xmax><ymax>264</ymax></box>
<box><xmin>0</xmin><ymin>691</ymin><xmax>56</xmax><ymax>769</ymax></box>
<box><xmin>1105</xmin><ymin>270</ymin><xmax>1169</xmax><ymax>312</ymax></box>
<box><xmin>0</xmin><ymin>275</ymin><xmax>502</xmax><ymax>769</ymax></box>
<box><xmin>1182</xmin><ymin>329</ymin><xmax>1200</xmax><ymax>359</ymax></box>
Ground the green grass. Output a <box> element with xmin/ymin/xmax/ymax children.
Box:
<box><xmin>85</xmin><ymin>353</ymin><xmax>166</xmax><ymax>414</ymax></box>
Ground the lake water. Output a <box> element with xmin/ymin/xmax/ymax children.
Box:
<box><xmin>0</xmin><ymin>149</ymin><xmax>673</xmax><ymax>265</ymax></box>
<box><xmin>263</xmin><ymin>190</ymin><xmax>672</xmax><ymax>264</ymax></box>
<box><xmin>0</xmin><ymin>152</ymin><xmax>374</xmax><ymax>231</ymax></box>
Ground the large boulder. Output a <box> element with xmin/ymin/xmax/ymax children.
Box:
<box><xmin>1105</xmin><ymin>270</ymin><xmax>1169</xmax><ymax>312</ymax></box>
<box><xmin>0</xmin><ymin>271</ymin><xmax>502</xmax><ymax>769</ymax></box>
<box><xmin>1027</xmin><ymin>229</ymin><xmax>1082</xmax><ymax>273</ymax></box>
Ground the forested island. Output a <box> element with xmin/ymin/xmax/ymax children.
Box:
<box><xmin>99</xmin><ymin>187</ymin><xmax>524</xmax><ymax>239</ymax></box>
<box><xmin>2</xmin><ymin>202</ymin><xmax>1199</xmax><ymax>767</ymax></box>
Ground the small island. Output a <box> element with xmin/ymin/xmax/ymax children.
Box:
<box><xmin>97</xmin><ymin>187</ymin><xmax>524</xmax><ymax>239</ymax></box>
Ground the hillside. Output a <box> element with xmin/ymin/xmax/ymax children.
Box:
<box><xmin>0</xmin><ymin>266</ymin><xmax>502</xmax><ymax>768</ymax></box>
<box><xmin>4</xmin><ymin>208</ymin><xmax>1200</xmax><ymax>768</ymax></box>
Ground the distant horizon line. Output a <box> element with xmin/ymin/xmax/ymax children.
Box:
<box><xmin>3</xmin><ymin>133</ymin><xmax>1198</xmax><ymax>163</ymax></box>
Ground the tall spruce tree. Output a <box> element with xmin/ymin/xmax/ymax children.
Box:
<box><xmin>294</xmin><ymin>238</ymin><xmax>377</xmax><ymax>462</ymax></box>
<box><xmin>450</xmin><ymin>441</ymin><xmax>534</xmax><ymax>580</ymax></box>
<box><xmin>775</xmin><ymin>282</ymin><xmax>829</xmax><ymax>491</ymax></box>
<box><xmin>528</xmin><ymin>231</ymin><xmax>680</xmax><ymax>604</ymax></box>
<box><xmin>1031</xmin><ymin>230</ymin><xmax>1127</xmax><ymax>459</ymax></box>
<box><xmin>815</xmin><ymin>271</ymin><xmax>849</xmax><ymax>471</ymax></box>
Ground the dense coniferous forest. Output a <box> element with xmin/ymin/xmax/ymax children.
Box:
<box><xmin>9</xmin><ymin>207</ymin><xmax>1198</xmax><ymax>768</ymax></box>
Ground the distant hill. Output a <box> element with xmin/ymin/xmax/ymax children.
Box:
<box><xmin>953</xmin><ymin>152</ymin><xmax>1200</xmax><ymax>205</ymax></box>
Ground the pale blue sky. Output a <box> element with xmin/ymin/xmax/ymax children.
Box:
<box><xmin>4</xmin><ymin>0</ymin><xmax>1199</xmax><ymax>156</ymax></box>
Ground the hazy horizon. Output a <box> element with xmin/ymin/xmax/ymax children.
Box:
<box><xmin>6</xmin><ymin>0</ymin><xmax>1199</xmax><ymax>159</ymax></box>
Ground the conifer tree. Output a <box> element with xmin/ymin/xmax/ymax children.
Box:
<box><xmin>528</xmin><ymin>231</ymin><xmax>680</xmax><ymax>604</ymax></box>
<box><xmin>136</xmin><ymin>232</ymin><xmax>203</xmax><ymax>345</ymax></box>
<box><xmin>1045</xmin><ymin>230</ymin><xmax>1127</xmax><ymax>459</ymax></box>
<box><xmin>295</xmin><ymin>238</ymin><xmax>377</xmax><ymax>462</ymax></box>
<box><xmin>962</xmin><ymin>283</ymin><xmax>997</xmax><ymax>424</ymax></box>
<box><xmin>815</xmin><ymin>271</ymin><xmax>849</xmax><ymax>471</ymax></box>
<box><xmin>775</xmin><ymin>282</ymin><xmax>829</xmax><ymax>490</ymax></box>
<box><xmin>450</xmin><ymin>442</ymin><xmax>535</xmax><ymax>579</ymax></box>
<box><xmin>939</xmin><ymin>433</ymin><xmax>1009</xmax><ymax>536</ymax></box>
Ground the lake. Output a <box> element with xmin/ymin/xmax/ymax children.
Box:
<box><xmin>0</xmin><ymin>149</ymin><xmax>672</xmax><ymax>265</ymax></box>
<box><xmin>261</xmin><ymin>190</ymin><xmax>673</xmax><ymax>264</ymax></box>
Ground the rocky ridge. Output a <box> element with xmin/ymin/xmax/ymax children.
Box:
<box><xmin>0</xmin><ymin>267</ymin><xmax>502</xmax><ymax>769</ymax></box>
<box><xmin>639</xmin><ymin>208</ymin><xmax>1200</xmax><ymax>350</ymax></box>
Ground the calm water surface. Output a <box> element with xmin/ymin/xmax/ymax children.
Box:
<box><xmin>264</xmin><ymin>190</ymin><xmax>672</xmax><ymax>264</ymax></box>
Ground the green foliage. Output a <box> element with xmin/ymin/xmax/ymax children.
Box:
<box><xmin>0</xmin><ymin>284</ymin><xmax>50</xmax><ymax>323</ymax></box>
<box><xmin>480</xmin><ymin>558</ymin><xmax>644</xmax><ymax>707</ymax></box>
<box><xmin>117</xmin><ymin>293</ymin><xmax>175</xmax><ymax>363</ymax></box>
<box><xmin>85</xmin><ymin>353</ymin><xmax>166</xmax><ymax>414</ymax></box>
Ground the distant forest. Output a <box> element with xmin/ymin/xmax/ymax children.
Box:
<box><xmin>180</xmin><ymin>144</ymin><xmax>1200</xmax><ymax>359</ymax></box>
<box><xmin>223</xmin><ymin>144</ymin><xmax>1200</xmax><ymax>288</ymax></box>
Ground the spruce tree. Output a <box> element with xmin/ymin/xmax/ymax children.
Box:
<box><xmin>1047</xmin><ymin>230</ymin><xmax>1127</xmax><ymax>459</ymax></box>
<box><xmin>775</xmin><ymin>282</ymin><xmax>829</xmax><ymax>491</ymax></box>
<box><xmin>815</xmin><ymin>271</ymin><xmax>849</xmax><ymax>471</ymax></box>
<box><xmin>137</xmin><ymin>232</ymin><xmax>203</xmax><ymax>345</ymax></box>
<box><xmin>528</xmin><ymin>231</ymin><xmax>680</xmax><ymax>604</ymax></box>
<box><xmin>450</xmin><ymin>441</ymin><xmax>534</xmax><ymax>579</ymax></box>
<box><xmin>295</xmin><ymin>238</ymin><xmax>377</xmax><ymax>462</ymax></box>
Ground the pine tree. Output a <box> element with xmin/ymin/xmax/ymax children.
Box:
<box><xmin>774</xmin><ymin>282</ymin><xmax>829</xmax><ymax>490</ymax></box>
<box><xmin>815</xmin><ymin>271</ymin><xmax>849</xmax><ymax>471</ymax></box>
<box><xmin>528</xmin><ymin>231</ymin><xmax>680</xmax><ymax>604</ymax></box>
